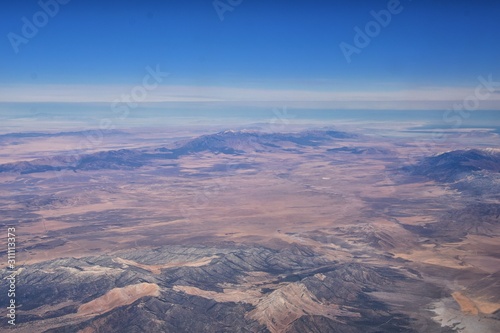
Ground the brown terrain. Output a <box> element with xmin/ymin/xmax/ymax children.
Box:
<box><xmin>0</xmin><ymin>124</ymin><xmax>499</xmax><ymax>332</ymax></box>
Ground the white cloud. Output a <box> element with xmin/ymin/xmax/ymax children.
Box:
<box><xmin>0</xmin><ymin>84</ymin><xmax>499</xmax><ymax>110</ymax></box>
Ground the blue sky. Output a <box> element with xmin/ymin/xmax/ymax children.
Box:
<box><xmin>1</xmin><ymin>0</ymin><xmax>500</xmax><ymax>109</ymax></box>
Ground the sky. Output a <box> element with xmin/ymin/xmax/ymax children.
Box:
<box><xmin>1</xmin><ymin>0</ymin><xmax>500</xmax><ymax>111</ymax></box>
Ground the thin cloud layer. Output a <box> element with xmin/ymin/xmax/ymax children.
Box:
<box><xmin>1</xmin><ymin>84</ymin><xmax>499</xmax><ymax>110</ymax></box>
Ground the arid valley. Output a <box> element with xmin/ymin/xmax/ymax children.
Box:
<box><xmin>1</xmin><ymin>120</ymin><xmax>499</xmax><ymax>332</ymax></box>
<box><xmin>3</xmin><ymin>0</ymin><xmax>500</xmax><ymax>331</ymax></box>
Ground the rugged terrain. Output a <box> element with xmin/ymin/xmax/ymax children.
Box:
<box><xmin>1</xmin><ymin>126</ymin><xmax>499</xmax><ymax>332</ymax></box>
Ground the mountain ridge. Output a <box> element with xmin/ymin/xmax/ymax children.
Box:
<box><xmin>0</xmin><ymin>129</ymin><xmax>356</xmax><ymax>174</ymax></box>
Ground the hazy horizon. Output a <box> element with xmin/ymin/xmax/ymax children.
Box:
<box><xmin>2</xmin><ymin>1</ymin><xmax>500</xmax><ymax>332</ymax></box>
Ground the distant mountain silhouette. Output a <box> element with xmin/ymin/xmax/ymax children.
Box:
<box><xmin>409</xmin><ymin>148</ymin><xmax>500</xmax><ymax>182</ymax></box>
<box><xmin>0</xmin><ymin>130</ymin><xmax>128</xmax><ymax>141</ymax></box>
<box><xmin>0</xmin><ymin>149</ymin><xmax>145</xmax><ymax>174</ymax></box>
<box><xmin>160</xmin><ymin>129</ymin><xmax>357</xmax><ymax>156</ymax></box>
<box><xmin>0</xmin><ymin>129</ymin><xmax>356</xmax><ymax>174</ymax></box>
